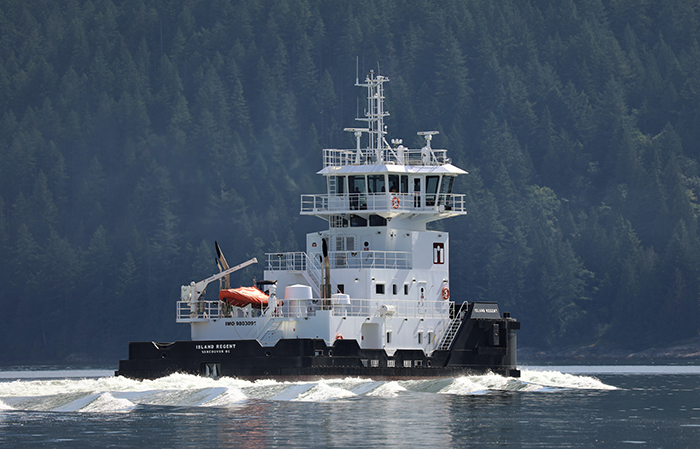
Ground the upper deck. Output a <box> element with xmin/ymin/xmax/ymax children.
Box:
<box><xmin>303</xmin><ymin>71</ymin><xmax>467</xmax><ymax>222</ymax></box>
<box><xmin>321</xmin><ymin>147</ymin><xmax>450</xmax><ymax>169</ymax></box>
<box><xmin>305</xmin><ymin>146</ymin><xmax>467</xmax><ymax>218</ymax></box>
<box><xmin>300</xmin><ymin>191</ymin><xmax>466</xmax><ymax>216</ymax></box>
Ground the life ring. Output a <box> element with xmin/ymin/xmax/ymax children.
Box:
<box><xmin>392</xmin><ymin>196</ymin><xmax>400</xmax><ymax>209</ymax></box>
<box><xmin>441</xmin><ymin>287</ymin><xmax>450</xmax><ymax>300</ymax></box>
<box><xmin>335</xmin><ymin>333</ymin><xmax>343</xmax><ymax>340</ymax></box>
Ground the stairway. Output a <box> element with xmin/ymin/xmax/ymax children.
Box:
<box><xmin>437</xmin><ymin>302</ymin><xmax>467</xmax><ymax>350</ymax></box>
<box><xmin>301</xmin><ymin>253</ymin><xmax>323</xmax><ymax>297</ymax></box>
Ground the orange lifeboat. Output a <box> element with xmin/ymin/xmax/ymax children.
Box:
<box><xmin>219</xmin><ymin>286</ymin><xmax>269</xmax><ymax>308</ymax></box>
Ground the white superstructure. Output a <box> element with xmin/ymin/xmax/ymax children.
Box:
<box><xmin>177</xmin><ymin>70</ymin><xmax>468</xmax><ymax>357</ymax></box>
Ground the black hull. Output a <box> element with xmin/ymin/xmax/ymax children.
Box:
<box><xmin>116</xmin><ymin>302</ymin><xmax>520</xmax><ymax>379</ymax></box>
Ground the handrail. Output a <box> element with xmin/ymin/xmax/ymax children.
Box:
<box><xmin>267</xmin><ymin>251</ymin><xmax>412</xmax><ymax>270</ymax></box>
<box><xmin>264</xmin><ymin>252</ymin><xmax>334</xmax><ymax>296</ymax></box>
<box><xmin>301</xmin><ymin>193</ymin><xmax>465</xmax><ymax>214</ymax></box>
<box><xmin>265</xmin><ymin>252</ymin><xmax>307</xmax><ymax>271</ymax></box>
<box><xmin>322</xmin><ymin>148</ymin><xmax>450</xmax><ymax>168</ymax></box>
<box><xmin>177</xmin><ymin>298</ymin><xmax>453</xmax><ymax>322</ymax></box>
<box><xmin>329</xmin><ymin>250</ymin><xmax>411</xmax><ymax>269</ymax></box>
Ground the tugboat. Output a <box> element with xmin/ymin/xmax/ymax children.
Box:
<box><xmin>116</xmin><ymin>70</ymin><xmax>520</xmax><ymax>380</ymax></box>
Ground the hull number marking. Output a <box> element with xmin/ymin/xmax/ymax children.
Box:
<box><xmin>226</xmin><ymin>321</ymin><xmax>256</xmax><ymax>326</ymax></box>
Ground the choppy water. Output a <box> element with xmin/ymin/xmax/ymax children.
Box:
<box><xmin>0</xmin><ymin>366</ymin><xmax>698</xmax><ymax>448</ymax></box>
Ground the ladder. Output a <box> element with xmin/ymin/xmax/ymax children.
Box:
<box><xmin>437</xmin><ymin>302</ymin><xmax>467</xmax><ymax>350</ymax></box>
<box><xmin>300</xmin><ymin>252</ymin><xmax>340</xmax><ymax>299</ymax></box>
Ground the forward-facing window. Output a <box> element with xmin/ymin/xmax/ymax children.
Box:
<box><xmin>426</xmin><ymin>176</ymin><xmax>440</xmax><ymax>206</ymax></box>
<box><xmin>368</xmin><ymin>175</ymin><xmax>385</xmax><ymax>194</ymax></box>
<box><xmin>330</xmin><ymin>175</ymin><xmax>346</xmax><ymax>195</ymax></box>
<box><xmin>349</xmin><ymin>176</ymin><xmax>366</xmax><ymax>210</ymax></box>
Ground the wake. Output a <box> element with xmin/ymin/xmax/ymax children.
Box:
<box><xmin>0</xmin><ymin>369</ymin><xmax>616</xmax><ymax>413</ymax></box>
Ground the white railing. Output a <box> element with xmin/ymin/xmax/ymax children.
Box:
<box><xmin>322</xmin><ymin>148</ymin><xmax>450</xmax><ymax>168</ymax></box>
<box><xmin>330</xmin><ymin>298</ymin><xmax>450</xmax><ymax>319</ymax></box>
<box><xmin>265</xmin><ymin>251</ymin><xmax>324</xmax><ymax>281</ymax></box>
<box><xmin>266</xmin><ymin>252</ymin><xmax>308</xmax><ymax>272</ymax></box>
<box><xmin>301</xmin><ymin>193</ymin><xmax>466</xmax><ymax>214</ymax></box>
<box><xmin>176</xmin><ymin>300</ymin><xmax>225</xmax><ymax>321</ymax></box>
<box><xmin>177</xmin><ymin>298</ymin><xmax>452</xmax><ymax>321</ymax></box>
<box><xmin>267</xmin><ymin>251</ymin><xmax>412</xmax><ymax>271</ymax></box>
<box><xmin>330</xmin><ymin>251</ymin><xmax>411</xmax><ymax>269</ymax></box>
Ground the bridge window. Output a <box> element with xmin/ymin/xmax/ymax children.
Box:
<box><xmin>392</xmin><ymin>284</ymin><xmax>398</xmax><ymax>295</ymax></box>
<box><xmin>389</xmin><ymin>175</ymin><xmax>408</xmax><ymax>193</ymax></box>
<box><xmin>426</xmin><ymin>176</ymin><xmax>440</xmax><ymax>206</ymax></box>
<box><xmin>376</xmin><ymin>283</ymin><xmax>385</xmax><ymax>294</ymax></box>
<box><xmin>349</xmin><ymin>176</ymin><xmax>367</xmax><ymax>210</ymax></box>
<box><xmin>439</xmin><ymin>176</ymin><xmax>455</xmax><ymax>209</ymax></box>
<box><xmin>440</xmin><ymin>176</ymin><xmax>454</xmax><ymax>194</ymax></box>
<box><xmin>368</xmin><ymin>174</ymin><xmax>385</xmax><ymax>193</ymax></box>
<box><xmin>348</xmin><ymin>176</ymin><xmax>366</xmax><ymax>193</ymax></box>
<box><xmin>388</xmin><ymin>175</ymin><xmax>399</xmax><ymax>193</ymax></box>
<box><xmin>404</xmin><ymin>284</ymin><xmax>409</xmax><ymax>295</ymax></box>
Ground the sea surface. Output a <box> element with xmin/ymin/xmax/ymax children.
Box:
<box><xmin>0</xmin><ymin>365</ymin><xmax>698</xmax><ymax>448</ymax></box>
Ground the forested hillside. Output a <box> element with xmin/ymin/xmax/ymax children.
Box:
<box><xmin>1</xmin><ymin>0</ymin><xmax>699</xmax><ymax>363</ymax></box>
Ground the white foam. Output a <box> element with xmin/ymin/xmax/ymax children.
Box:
<box><xmin>348</xmin><ymin>380</ymin><xmax>385</xmax><ymax>395</ymax></box>
<box><xmin>78</xmin><ymin>392</ymin><xmax>137</xmax><ymax>413</ymax></box>
<box><xmin>54</xmin><ymin>393</ymin><xmax>103</xmax><ymax>412</ymax></box>
<box><xmin>0</xmin><ymin>369</ymin><xmax>619</xmax><ymax>412</ymax></box>
<box><xmin>270</xmin><ymin>383</ymin><xmax>317</xmax><ymax>401</ymax></box>
<box><xmin>292</xmin><ymin>381</ymin><xmax>355</xmax><ymax>402</ymax></box>
<box><xmin>520</xmin><ymin>369</ymin><xmax>617</xmax><ymax>390</ymax></box>
<box><xmin>200</xmin><ymin>387</ymin><xmax>247</xmax><ymax>407</ymax></box>
<box><xmin>440</xmin><ymin>376</ymin><xmax>495</xmax><ymax>395</ymax></box>
<box><xmin>365</xmin><ymin>381</ymin><xmax>406</xmax><ymax>397</ymax></box>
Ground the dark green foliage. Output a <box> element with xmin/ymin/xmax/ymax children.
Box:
<box><xmin>1</xmin><ymin>0</ymin><xmax>700</xmax><ymax>363</ymax></box>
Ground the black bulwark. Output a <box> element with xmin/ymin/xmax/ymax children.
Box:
<box><xmin>116</xmin><ymin>302</ymin><xmax>520</xmax><ymax>380</ymax></box>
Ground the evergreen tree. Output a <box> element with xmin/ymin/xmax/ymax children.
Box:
<box><xmin>4</xmin><ymin>0</ymin><xmax>700</xmax><ymax>362</ymax></box>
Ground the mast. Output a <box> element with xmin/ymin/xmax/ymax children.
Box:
<box><xmin>353</xmin><ymin>70</ymin><xmax>390</xmax><ymax>163</ymax></box>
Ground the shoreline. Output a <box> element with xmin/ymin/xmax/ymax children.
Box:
<box><xmin>518</xmin><ymin>336</ymin><xmax>700</xmax><ymax>365</ymax></box>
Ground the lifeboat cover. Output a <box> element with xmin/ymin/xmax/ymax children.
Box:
<box><xmin>219</xmin><ymin>286</ymin><xmax>269</xmax><ymax>308</ymax></box>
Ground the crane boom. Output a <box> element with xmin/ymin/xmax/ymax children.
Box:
<box><xmin>180</xmin><ymin>257</ymin><xmax>258</xmax><ymax>304</ymax></box>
